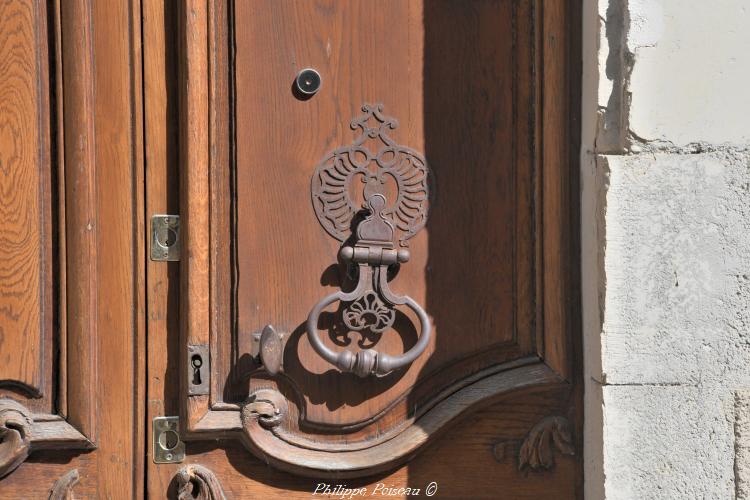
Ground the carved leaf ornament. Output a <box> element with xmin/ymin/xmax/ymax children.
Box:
<box><xmin>519</xmin><ymin>416</ymin><xmax>575</xmax><ymax>471</ymax></box>
<box><xmin>48</xmin><ymin>469</ymin><xmax>80</xmax><ymax>500</ymax></box>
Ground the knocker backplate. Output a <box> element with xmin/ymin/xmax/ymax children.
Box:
<box><xmin>310</xmin><ymin>103</ymin><xmax>430</xmax><ymax>247</ymax></box>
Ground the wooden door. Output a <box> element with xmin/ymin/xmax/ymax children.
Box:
<box><xmin>0</xmin><ymin>0</ymin><xmax>580</xmax><ymax>498</ymax></box>
<box><xmin>0</xmin><ymin>0</ymin><xmax>145</xmax><ymax>498</ymax></box>
<box><xmin>144</xmin><ymin>0</ymin><xmax>582</xmax><ymax>498</ymax></box>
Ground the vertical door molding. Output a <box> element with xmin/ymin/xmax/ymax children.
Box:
<box><xmin>179</xmin><ymin>0</ymin><xmax>212</xmax><ymax>430</ymax></box>
<box><xmin>59</xmin><ymin>0</ymin><xmax>99</xmax><ymax>443</ymax></box>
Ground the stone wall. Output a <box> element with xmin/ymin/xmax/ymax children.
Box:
<box><xmin>582</xmin><ymin>1</ymin><xmax>750</xmax><ymax>498</ymax></box>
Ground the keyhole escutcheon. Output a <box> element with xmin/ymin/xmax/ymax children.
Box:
<box><xmin>191</xmin><ymin>354</ymin><xmax>203</xmax><ymax>385</ymax></box>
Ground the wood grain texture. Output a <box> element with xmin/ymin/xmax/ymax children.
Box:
<box><xmin>540</xmin><ymin>0</ymin><xmax>574</xmax><ymax>380</ymax></box>
<box><xmin>59</xmin><ymin>0</ymin><xmax>98</xmax><ymax>442</ymax></box>
<box><xmin>180</xmin><ymin>0</ymin><xmax>212</xmax><ymax>430</ymax></box>
<box><xmin>28</xmin><ymin>417</ymin><xmax>89</xmax><ymax>449</ymax></box>
<box><xmin>0</xmin><ymin>0</ymin><xmax>145</xmax><ymax>496</ymax></box>
<box><xmin>144</xmin><ymin>0</ymin><xmax>182</xmax><ymax>495</ymax></box>
<box><xmin>0</xmin><ymin>399</ymin><xmax>32</xmax><ymax>479</ymax></box>
<box><xmin>224</xmin><ymin>0</ymin><xmax>536</xmax><ymax>437</ymax></box>
<box><xmin>0</xmin><ymin>398</ymin><xmax>90</xmax><ymax>483</ymax></box>
<box><xmin>159</xmin><ymin>386</ymin><xmax>577</xmax><ymax>499</ymax></box>
<box><xmin>0</xmin><ymin>451</ymin><xmax>97</xmax><ymax>499</ymax></box>
<box><xmin>89</xmin><ymin>0</ymin><xmax>144</xmax><ymax>494</ymax></box>
<box><xmin>0</xmin><ymin>0</ymin><xmax>53</xmax><ymax>403</ymax></box>
<box><xmin>238</xmin><ymin>361</ymin><xmax>561</xmax><ymax>477</ymax></box>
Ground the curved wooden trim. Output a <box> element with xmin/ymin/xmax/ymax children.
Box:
<box><xmin>0</xmin><ymin>399</ymin><xmax>91</xmax><ymax>481</ymax></box>
<box><xmin>268</xmin><ymin>356</ymin><xmax>539</xmax><ymax>452</ymax></box>
<box><xmin>238</xmin><ymin>362</ymin><xmax>561</xmax><ymax>478</ymax></box>
<box><xmin>0</xmin><ymin>399</ymin><xmax>32</xmax><ymax>479</ymax></box>
<box><xmin>48</xmin><ymin>469</ymin><xmax>80</xmax><ymax>500</ymax></box>
<box><xmin>175</xmin><ymin>464</ymin><xmax>227</xmax><ymax>500</ymax></box>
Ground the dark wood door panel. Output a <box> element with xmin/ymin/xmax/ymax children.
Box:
<box><xmin>228</xmin><ymin>0</ymin><xmax>535</xmax><ymax>432</ymax></box>
<box><xmin>161</xmin><ymin>0</ymin><xmax>580</xmax><ymax>492</ymax></box>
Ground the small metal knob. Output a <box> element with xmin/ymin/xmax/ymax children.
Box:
<box><xmin>295</xmin><ymin>68</ymin><xmax>322</xmax><ymax>96</ymax></box>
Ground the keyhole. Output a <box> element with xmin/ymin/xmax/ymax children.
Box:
<box><xmin>158</xmin><ymin>227</ymin><xmax>177</xmax><ymax>248</ymax></box>
<box><xmin>191</xmin><ymin>354</ymin><xmax>202</xmax><ymax>385</ymax></box>
<box><xmin>158</xmin><ymin>430</ymin><xmax>179</xmax><ymax>451</ymax></box>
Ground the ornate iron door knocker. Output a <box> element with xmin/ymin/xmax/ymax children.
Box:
<box><xmin>307</xmin><ymin>103</ymin><xmax>432</xmax><ymax>377</ymax></box>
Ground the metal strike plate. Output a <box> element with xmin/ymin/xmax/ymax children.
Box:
<box><xmin>150</xmin><ymin>214</ymin><xmax>180</xmax><ymax>261</ymax></box>
<box><xmin>153</xmin><ymin>416</ymin><xmax>185</xmax><ymax>463</ymax></box>
<box><xmin>187</xmin><ymin>344</ymin><xmax>210</xmax><ymax>395</ymax></box>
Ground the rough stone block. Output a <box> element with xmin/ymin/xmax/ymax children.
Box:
<box><xmin>603</xmin><ymin>385</ymin><xmax>734</xmax><ymax>499</ymax></box>
<box><xmin>736</xmin><ymin>390</ymin><xmax>750</xmax><ymax>499</ymax></box>
<box><xmin>601</xmin><ymin>151</ymin><xmax>750</xmax><ymax>386</ymax></box>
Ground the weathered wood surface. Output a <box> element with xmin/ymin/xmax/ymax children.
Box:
<box><xmin>0</xmin><ymin>399</ymin><xmax>32</xmax><ymax>479</ymax></box>
<box><xmin>175</xmin><ymin>464</ymin><xmax>227</xmax><ymax>500</ymax></box>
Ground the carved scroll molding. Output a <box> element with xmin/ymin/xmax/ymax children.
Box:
<box><xmin>238</xmin><ymin>361</ymin><xmax>559</xmax><ymax>478</ymax></box>
<box><xmin>48</xmin><ymin>469</ymin><xmax>80</xmax><ymax>500</ymax></box>
<box><xmin>175</xmin><ymin>464</ymin><xmax>227</xmax><ymax>500</ymax></box>
<box><xmin>0</xmin><ymin>398</ymin><xmax>90</xmax><ymax>480</ymax></box>
<box><xmin>0</xmin><ymin>399</ymin><xmax>32</xmax><ymax>478</ymax></box>
<box><xmin>518</xmin><ymin>416</ymin><xmax>575</xmax><ymax>471</ymax></box>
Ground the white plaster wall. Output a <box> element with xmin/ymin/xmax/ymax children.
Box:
<box><xmin>583</xmin><ymin>1</ymin><xmax>750</xmax><ymax>498</ymax></box>
<box><xmin>628</xmin><ymin>1</ymin><xmax>750</xmax><ymax>146</ymax></box>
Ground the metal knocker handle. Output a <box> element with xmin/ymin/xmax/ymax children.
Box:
<box><xmin>307</xmin><ymin>104</ymin><xmax>432</xmax><ymax>377</ymax></box>
<box><xmin>307</xmin><ymin>258</ymin><xmax>432</xmax><ymax>377</ymax></box>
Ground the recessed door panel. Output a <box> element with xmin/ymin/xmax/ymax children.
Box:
<box><xmin>214</xmin><ymin>0</ymin><xmax>536</xmax><ymax>436</ymax></box>
<box><xmin>175</xmin><ymin>0</ymin><xmax>579</xmax><ymax>485</ymax></box>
